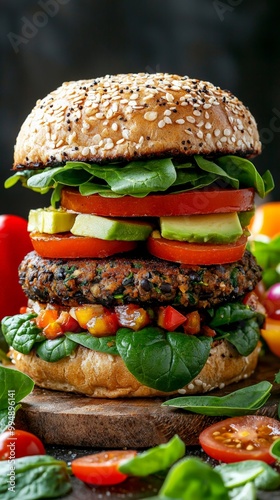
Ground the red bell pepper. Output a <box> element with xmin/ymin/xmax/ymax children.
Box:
<box><xmin>0</xmin><ymin>215</ymin><xmax>33</xmax><ymax>320</ymax></box>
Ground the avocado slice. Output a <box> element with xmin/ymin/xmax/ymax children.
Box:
<box><xmin>238</xmin><ymin>208</ymin><xmax>255</xmax><ymax>228</ymax></box>
<box><xmin>160</xmin><ymin>212</ymin><xmax>243</xmax><ymax>244</ymax></box>
<box><xmin>71</xmin><ymin>214</ymin><xmax>153</xmax><ymax>241</ymax></box>
<box><xmin>28</xmin><ymin>208</ymin><xmax>76</xmax><ymax>234</ymax></box>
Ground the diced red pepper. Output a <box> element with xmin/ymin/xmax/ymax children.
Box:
<box><xmin>157</xmin><ymin>305</ymin><xmax>186</xmax><ymax>331</ymax></box>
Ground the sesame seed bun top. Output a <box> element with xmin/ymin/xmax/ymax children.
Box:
<box><xmin>13</xmin><ymin>73</ymin><xmax>261</xmax><ymax>170</ymax></box>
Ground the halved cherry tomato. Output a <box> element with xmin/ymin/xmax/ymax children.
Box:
<box><xmin>71</xmin><ymin>450</ymin><xmax>137</xmax><ymax>485</ymax></box>
<box><xmin>61</xmin><ymin>187</ymin><xmax>254</xmax><ymax>217</ymax></box>
<box><xmin>199</xmin><ymin>415</ymin><xmax>280</xmax><ymax>464</ymax></box>
<box><xmin>261</xmin><ymin>318</ymin><xmax>280</xmax><ymax>357</ymax></box>
<box><xmin>157</xmin><ymin>305</ymin><xmax>186</xmax><ymax>331</ymax></box>
<box><xmin>249</xmin><ymin>202</ymin><xmax>280</xmax><ymax>238</ymax></box>
<box><xmin>30</xmin><ymin>232</ymin><xmax>137</xmax><ymax>258</ymax></box>
<box><xmin>147</xmin><ymin>234</ymin><xmax>247</xmax><ymax>265</ymax></box>
<box><xmin>0</xmin><ymin>430</ymin><xmax>45</xmax><ymax>460</ymax></box>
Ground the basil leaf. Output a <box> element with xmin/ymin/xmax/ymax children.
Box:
<box><xmin>66</xmin><ymin>332</ymin><xmax>118</xmax><ymax>355</ymax></box>
<box><xmin>0</xmin><ymin>455</ymin><xmax>72</xmax><ymax>499</ymax></box>
<box><xmin>162</xmin><ymin>381</ymin><xmax>272</xmax><ymax>416</ymax></box>
<box><xmin>224</xmin><ymin>318</ymin><xmax>260</xmax><ymax>356</ymax></box>
<box><xmin>119</xmin><ymin>435</ymin><xmax>185</xmax><ymax>476</ymax></box>
<box><xmin>116</xmin><ymin>327</ymin><xmax>212</xmax><ymax>392</ymax></box>
<box><xmin>1</xmin><ymin>314</ymin><xmax>43</xmax><ymax>354</ymax></box>
<box><xmin>0</xmin><ymin>365</ymin><xmax>34</xmax><ymax>411</ymax></box>
<box><xmin>159</xmin><ymin>457</ymin><xmax>229</xmax><ymax>500</ymax></box>
<box><xmin>36</xmin><ymin>337</ymin><xmax>77</xmax><ymax>362</ymax></box>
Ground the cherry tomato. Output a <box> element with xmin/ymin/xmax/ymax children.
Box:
<box><xmin>0</xmin><ymin>430</ymin><xmax>45</xmax><ymax>460</ymax></box>
<box><xmin>147</xmin><ymin>234</ymin><xmax>247</xmax><ymax>265</ymax></box>
<box><xmin>249</xmin><ymin>202</ymin><xmax>280</xmax><ymax>238</ymax></box>
<box><xmin>0</xmin><ymin>215</ymin><xmax>33</xmax><ymax>319</ymax></box>
<box><xmin>261</xmin><ymin>318</ymin><xmax>280</xmax><ymax>357</ymax></box>
<box><xmin>61</xmin><ymin>187</ymin><xmax>254</xmax><ymax>217</ymax></box>
<box><xmin>157</xmin><ymin>305</ymin><xmax>186</xmax><ymax>331</ymax></box>
<box><xmin>30</xmin><ymin>232</ymin><xmax>137</xmax><ymax>258</ymax></box>
<box><xmin>199</xmin><ymin>415</ymin><xmax>280</xmax><ymax>463</ymax></box>
<box><xmin>71</xmin><ymin>450</ymin><xmax>137</xmax><ymax>485</ymax></box>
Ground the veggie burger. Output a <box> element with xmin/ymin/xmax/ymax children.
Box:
<box><xmin>2</xmin><ymin>73</ymin><xmax>273</xmax><ymax>397</ymax></box>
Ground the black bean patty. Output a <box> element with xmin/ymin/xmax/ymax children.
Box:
<box><xmin>19</xmin><ymin>250</ymin><xmax>262</xmax><ymax>309</ymax></box>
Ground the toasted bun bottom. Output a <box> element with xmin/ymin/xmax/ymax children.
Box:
<box><xmin>10</xmin><ymin>340</ymin><xmax>261</xmax><ymax>398</ymax></box>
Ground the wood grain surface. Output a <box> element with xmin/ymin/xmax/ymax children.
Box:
<box><xmin>16</xmin><ymin>353</ymin><xmax>280</xmax><ymax>449</ymax></box>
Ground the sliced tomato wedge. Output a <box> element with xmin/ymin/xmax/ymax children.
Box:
<box><xmin>30</xmin><ymin>232</ymin><xmax>137</xmax><ymax>258</ymax></box>
<box><xmin>199</xmin><ymin>415</ymin><xmax>280</xmax><ymax>464</ymax></box>
<box><xmin>61</xmin><ymin>187</ymin><xmax>254</xmax><ymax>217</ymax></box>
<box><xmin>71</xmin><ymin>450</ymin><xmax>137</xmax><ymax>485</ymax></box>
<box><xmin>147</xmin><ymin>234</ymin><xmax>247</xmax><ymax>265</ymax></box>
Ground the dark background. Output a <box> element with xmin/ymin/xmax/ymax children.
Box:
<box><xmin>1</xmin><ymin>0</ymin><xmax>280</xmax><ymax>218</ymax></box>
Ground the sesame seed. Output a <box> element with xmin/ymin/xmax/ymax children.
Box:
<box><xmin>144</xmin><ymin>111</ymin><xmax>158</xmax><ymax>121</ymax></box>
<box><xmin>116</xmin><ymin>138</ymin><xmax>125</xmax><ymax>144</ymax></box>
<box><xmin>224</xmin><ymin>128</ymin><xmax>231</xmax><ymax>136</ymax></box>
<box><xmin>111</xmin><ymin>122</ymin><xmax>118</xmax><ymax>131</ymax></box>
<box><xmin>56</xmin><ymin>139</ymin><xmax>63</xmax><ymax>148</ymax></box>
<box><xmin>186</xmin><ymin>116</ymin><xmax>195</xmax><ymax>123</ymax></box>
<box><xmin>184</xmin><ymin>129</ymin><xmax>193</xmax><ymax>135</ymax></box>
<box><xmin>176</xmin><ymin>119</ymin><xmax>185</xmax><ymax>124</ymax></box>
<box><xmin>158</xmin><ymin>119</ymin><xmax>166</xmax><ymax>128</ymax></box>
<box><xmin>164</xmin><ymin>116</ymin><xmax>172</xmax><ymax>124</ymax></box>
<box><xmin>193</xmin><ymin>109</ymin><xmax>201</xmax><ymax>116</ymax></box>
<box><xmin>197</xmin><ymin>121</ymin><xmax>204</xmax><ymax>128</ymax></box>
<box><xmin>89</xmin><ymin>146</ymin><xmax>97</xmax><ymax>155</ymax></box>
<box><xmin>81</xmin><ymin>146</ymin><xmax>89</xmax><ymax>156</ymax></box>
<box><xmin>214</xmin><ymin>129</ymin><xmax>221</xmax><ymax>136</ymax></box>
<box><xmin>205</xmin><ymin>122</ymin><xmax>212</xmax><ymax>129</ymax></box>
<box><xmin>165</xmin><ymin>92</ymin><xmax>174</xmax><ymax>102</ymax></box>
<box><xmin>197</xmin><ymin>130</ymin><xmax>203</xmax><ymax>139</ymax></box>
<box><xmin>92</xmin><ymin>134</ymin><xmax>101</xmax><ymax>144</ymax></box>
<box><xmin>122</xmin><ymin>129</ymin><xmax>130</xmax><ymax>139</ymax></box>
<box><xmin>164</xmin><ymin>109</ymin><xmax>172</xmax><ymax>116</ymax></box>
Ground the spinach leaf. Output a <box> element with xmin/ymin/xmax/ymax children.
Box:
<box><xmin>0</xmin><ymin>365</ymin><xmax>34</xmax><ymax>411</ymax></box>
<box><xmin>162</xmin><ymin>381</ymin><xmax>272</xmax><ymax>416</ymax></box>
<box><xmin>0</xmin><ymin>365</ymin><xmax>34</xmax><ymax>432</ymax></box>
<box><xmin>83</xmin><ymin>158</ymin><xmax>177</xmax><ymax>195</ymax></box>
<box><xmin>224</xmin><ymin>318</ymin><xmax>260</xmax><ymax>356</ymax></box>
<box><xmin>209</xmin><ymin>303</ymin><xmax>258</xmax><ymax>327</ymax></box>
<box><xmin>270</xmin><ymin>439</ymin><xmax>280</xmax><ymax>462</ymax></box>
<box><xmin>119</xmin><ymin>435</ymin><xmax>185</xmax><ymax>476</ymax></box>
<box><xmin>194</xmin><ymin>155</ymin><xmax>239</xmax><ymax>189</ymax></box>
<box><xmin>116</xmin><ymin>327</ymin><xmax>212</xmax><ymax>392</ymax></box>
<box><xmin>1</xmin><ymin>313</ymin><xmax>43</xmax><ymax>354</ymax></box>
<box><xmin>248</xmin><ymin>236</ymin><xmax>280</xmax><ymax>289</ymax></box>
<box><xmin>27</xmin><ymin>166</ymin><xmax>64</xmax><ymax>189</ymax></box>
<box><xmin>216</xmin><ymin>460</ymin><xmax>280</xmax><ymax>491</ymax></box>
<box><xmin>66</xmin><ymin>332</ymin><xmax>118</xmax><ymax>355</ymax></box>
<box><xmin>216</xmin><ymin>156</ymin><xmax>274</xmax><ymax>198</ymax></box>
<box><xmin>0</xmin><ymin>455</ymin><xmax>72</xmax><ymax>499</ymax></box>
<box><xmin>227</xmin><ymin>482</ymin><xmax>256</xmax><ymax>500</ymax></box>
<box><xmin>158</xmin><ymin>457</ymin><xmax>229</xmax><ymax>500</ymax></box>
<box><xmin>36</xmin><ymin>337</ymin><xmax>77</xmax><ymax>362</ymax></box>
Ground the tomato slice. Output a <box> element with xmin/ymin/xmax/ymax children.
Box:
<box><xmin>199</xmin><ymin>415</ymin><xmax>280</xmax><ymax>464</ymax></box>
<box><xmin>0</xmin><ymin>430</ymin><xmax>45</xmax><ymax>460</ymax></box>
<box><xmin>61</xmin><ymin>187</ymin><xmax>254</xmax><ymax>217</ymax></box>
<box><xmin>147</xmin><ymin>234</ymin><xmax>247</xmax><ymax>265</ymax></box>
<box><xmin>30</xmin><ymin>232</ymin><xmax>137</xmax><ymax>258</ymax></box>
<box><xmin>71</xmin><ymin>450</ymin><xmax>137</xmax><ymax>485</ymax></box>
<box><xmin>261</xmin><ymin>318</ymin><xmax>280</xmax><ymax>357</ymax></box>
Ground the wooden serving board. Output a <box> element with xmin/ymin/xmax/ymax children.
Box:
<box><xmin>16</xmin><ymin>354</ymin><xmax>280</xmax><ymax>449</ymax></box>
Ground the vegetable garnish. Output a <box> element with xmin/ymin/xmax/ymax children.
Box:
<box><xmin>119</xmin><ymin>435</ymin><xmax>185</xmax><ymax>476</ymax></box>
<box><xmin>198</xmin><ymin>415</ymin><xmax>280</xmax><ymax>464</ymax></box>
<box><xmin>0</xmin><ymin>455</ymin><xmax>72</xmax><ymax>499</ymax></box>
<box><xmin>162</xmin><ymin>381</ymin><xmax>272</xmax><ymax>416</ymax></box>
<box><xmin>5</xmin><ymin>155</ymin><xmax>274</xmax><ymax>202</ymax></box>
<box><xmin>71</xmin><ymin>450</ymin><xmax>137</xmax><ymax>486</ymax></box>
<box><xmin>0</xmin><ymin>365</ymin><xmax>34</xmax><ymax>433</ymax></box>
<box><xmin>0</xmin><ymin>430</ymin><xmax>45</xmax><ymax>460</ymax></box>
